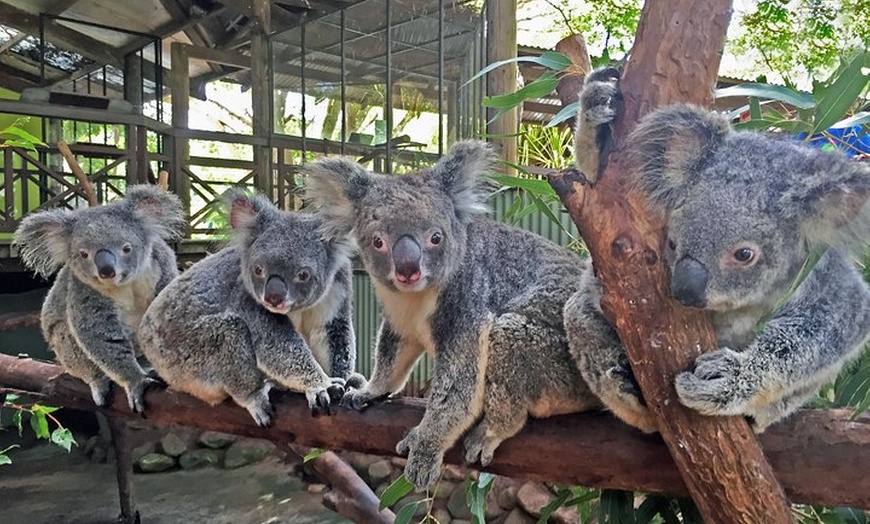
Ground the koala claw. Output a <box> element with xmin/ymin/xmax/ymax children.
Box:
<box><xmin>340</xmin><ymin>388</ymin><xmax>390</xmax><ymax>411</ymax></box>
<box><xmin>463</xmin><ymin>429</ymin><xmax>496</xmax><ymax>467</ymax></box>
<box><xmin>126</xmin><ymin>376</ymin><xmax>159</xmax><ymax>414</ymax></box>
<box><xmin>398</xmin><ymin>429</ymin><xmax>443</xmax><ymax>489</ymax></box>
<box><xmin>326</xmin><ymin>382</ymin><xmax>346</xmax><ymax>404</ymax></box>
<box><xmin>675</xmin><ymin>348</ymin><xmax>751</xmax><ymax>416</ymax></box>
<box><xmin>344</xmin><ymin>372</ymin><xmax>368</xmax><ymax>390</ymax></box>
<box><xmin>88</xmin><ymin>377</ymin><xmax>112</xmax><ymax>408</ymax></box>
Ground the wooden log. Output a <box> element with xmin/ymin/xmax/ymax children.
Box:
<box><xmin>485</xmin><ymin>0</ymin><xmax>518</xmax><ymax>173</ymax></box>
<box><xmin>0</xmin><ymin>311</ymin><xmax>40</xmax><ymax>332</ymax></box>
<box><xmin>1</xmin><ymin>355</ymin><xmax>868</xmax><ymax>509</ymax></box>
<box><xmin>550</xmin><ymin>1</ymin><xmax>796</xmax><ymax>522</ymax></box>
<box><xmin>56</xmin><ymin>140</ymin><xmax>98</xmax><ymax>207</ymax></box>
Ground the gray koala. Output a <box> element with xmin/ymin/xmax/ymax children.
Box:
<box><xmin>566</xmin><ymin>70</ymin><xmax>870</xmax><ymax>433</ymax></box>
<box><xmin>138</xmin><ymin>190</ymin><xmax>360</xmax><ymax>426</ymax></box>
<box><xmin>14</xmin><ymin>185</ymin><xmax>185</xmax><ymax>413</ymax></box>
<box><xmin>305</xmin><ymin>141</ymin><xmax>598</xmax><ymax>489</ymax></box>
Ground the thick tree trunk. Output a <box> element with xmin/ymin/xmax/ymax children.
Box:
<box><xmin>1</xmin><ymin>355</ymin><xmax>868</xmax><ymax>510</ymax></box>
<box><xmin>549</xmin><ymin>1</ymin><xmax>797</xmax><ymax>523</ymax></box>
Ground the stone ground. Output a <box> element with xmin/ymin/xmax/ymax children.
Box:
<box><xmin>0</xmin><ymin>434</ymin><xmax>351</xmax><ymax>524</ymax></box>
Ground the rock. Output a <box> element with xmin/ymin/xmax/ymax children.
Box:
<box><xmin>443</xmin><ymin>464</ymin><xmax>467</xmax><ymax>481</ymax></box>
<box><xmin>493</xmin><ymin>477</ymin><xmax>521</xmax><ymax>511</ymax></box>
<box><xmin>446</xmin><ymin>486</ymin><xmax>472</xmax><ymax>520</ymax></box>
<box><xmin>516</xmin><ymin>481</ymin><xmax>553</xmax><ymax>518</ymax></box>
<box><xmin>503</xmin><ymin>508</ymin><xmax>536</xmax><ymax>524</ymax></box>
<box><xmin>433</xmin><ymin>480</ymin><xmax>456</xmax><ymax>500</ymax></box>
<box><xmin>375</xmin><ymin>482</ymin><xmax>390</xmax><ymax>498</ymax></box>
<box><xmin>433</xmin><ymin>507</ymin><xmax>452</xmax><ymax>524</ymax></box>
<box><xmin>158</xmin><ymin>432</ymin><xmax>188</xmax><ymax>458</ymax></box>
<box><xmin>223</xmin><ymin>439</ymin><xmax>275</xmax><ymax>469</ymax></box>
<box><xmin>198</xmin><ymin>431</ymin><xmax>237</xmax><ymax>449</ymax></box>
<box><xmin>390</xmin><ymin>456</ymin><xmax>407</xmax><ymax>468</ymax></box>
<box><xmin>82</xmin><ymin>435</ymin><xmax>100</xmax><ymax>456</ymax></box>
<box><xmin>131</xmin><ymin>442</ymin><xmax>155</xmax><ymax>464</ymax></box>
<box><xmin>89</xmin><ymin>446</ymin><xmax>107</xmax><ymax>464</ymax></box>
<box><xmin>341</xmin><ymin>451</ymin><xmax>381</xmax><ymax>477</ymax></box>
<box><xmin>138</xmin><ymin>452</ymin><xmax>175</xmax><ymax>473</ymax></box>
<box><xmin>307</xmin><ymin>483</ymin><xmax>327</xmax><ymax>494</ymax></box>
<box><xmin>551</xmin><ymin>506</ymin><xmax>580</xmax><ymax>524</ymax></box>
<box><xmin>179</xmin><ymin>449</ymin><xmax>220</xmax><ymax>470</ymax></box>
<box><xmin>367</xmin><ymin>459</ymin><xmax>393</xmax><ymax>485</ymax></box>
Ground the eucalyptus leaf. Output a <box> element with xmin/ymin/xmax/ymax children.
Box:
<box><xmin>461</xmin><ymin>51</ymin><xmax>571</xmax><ymax>88</ymax></box>
<box><xmin>484</xmin><ymin>73</ymin><xmax>559</xmax><ymax>109</ymax></box>
<box><xmin>830</xmin><ymin>111</ymin><xmax>870</xmax><ymax>129</ymax></box>
<box><xmin>302</xmin><ymin>448</ymin><xmax>326</xmax><ymax>463</ymax></box>
<box><xmin>810</xmin><ymin>52</ymin><xmax>869</xmax><ymax>136</ymax></box>
<box><xmin>378</xmin><ymin>474</ymin><xmax>414</xmax><ymax>510</ymax></box>
<box><xmin>392</xmin><ymin>500</ymin><xmax>422</xmax><ymax>524</ymax></box>
<box><xmin>50</xmin><ymin>428</ymin><xmax>76</xmax><ymax>452</ymax></box>
<box><xmin>715</xmin><ymin>83</ymin><xmax>815</xmax><ymax>109</ymax></box>
<box><xmin>544</xmin><ymin>101</ymin><xmax>580</xmax><ymax>128</ymax></box>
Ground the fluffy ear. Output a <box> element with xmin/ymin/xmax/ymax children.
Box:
<box><xmin>14</xmin><ymin>209</ymin><xmax>75</xmax><ymax>277</ymax></box>
<box><xmin>222</xmin><ymin>188</ymin><xmax>276</xmax><ymax>241</ymax></box>
<box><xmin>429</xmin><ymin>140</ymin><xmax>495</xmax><ymax>222</ymax></box>
<box><xmin>625</xmin><ymin>104</ymin><xmax>731</xmax><ymax>208</ymax></box>
<box><xmin>779</xmin><ymin>156</ymin><xmax>870</xmax><ymax>252</ymax></box>
<box><xmin>123</xmin><ymin>184</ymin><xmax>187</xmax><ymax>240</ymax></box>
<box><xmin>303</xmin><ymin>157</ymin><xmax>373</xmax><ymax>239</ymax></box>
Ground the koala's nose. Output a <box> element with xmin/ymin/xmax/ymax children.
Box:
<box><xmin>264</xmin><ymin>276</ymin><xmax>287</xmax><ymax>307</ymax></box>
<box><xmin>392</xmin><ymin>235</ymin><xmax>422</xmax><ymax>284</ymax></box>
<box><xmin>94</xmin><ymin>250</ymin><xmax>117</xmax><ymax>279</ymax></box>
<box><xmin>671</xmin><ymin>256</ymin><xmax>708</xmax><ymax>308</ymax></box>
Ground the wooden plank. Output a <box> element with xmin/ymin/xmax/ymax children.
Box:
<box><xmin>186</xmin><ymin>45</ymin><xmax>250</xmax><ymax>69</ymax></box>
<box><xmin>250</xmin><ymin>0</ymin><xmax>272</xmax><ymax>195</ymax></box>
<box><xmin>485</xmin><ymin>0</ymin><xmax>517</xmax><ymax>172</ymax></box>
<box><xmin>0</xmin><ymin>354</ymin><xmax>868</xmax><ymax>509</ymax></box>
<box><xmin>170</xmin><ymin>42</ymin><xmax>191</xmax><ymax>215</ymax></box>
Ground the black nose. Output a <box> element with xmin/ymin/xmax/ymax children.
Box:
<box><xmin>671</xmin><ymin>256</ymin><xmax>708</xmax><ymax>308</ymax></box>
<box><xmin>264</xmin><ymin>275</ymin><xmax>287</xmax><ymax>307</ymax></box>
<box><xmin>94</xmin><ymin>250</ymin><xmax>116</xmax><ymax>279</ymax></box>
<box><xmin>392</xmin><ymin>235</ymin><xmax>422</xmax><ymax>284</ymax></box>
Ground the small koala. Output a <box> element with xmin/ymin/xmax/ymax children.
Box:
<box><xmin>138</xmin><ymin>190</ymin><xmax>360</xmax><ymax>426</ymax></box>
<box><xmin>14</xmin><ymin>185</ymin><xmax>185</xmax><ymax>413</ymax></box>
<box><xmin>305</xmin><ymin>141</ymin><xmax>599</xmax><ymax>489</ymax></box>
<box><xmin>566</xmin><ymin>70</ymin><xmax>870</xmax><ymax>433</ymax></box>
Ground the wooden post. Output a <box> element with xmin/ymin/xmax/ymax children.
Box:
<box><xmin>109</xmin><ymin>417</ymin><xmax>140</xmax><ymax>524</ymax></box>
<box><xmin>251</xmin><ymin>0</ymin><xmax>272</xmax><ymax>196</ymax></box>
<box><xmin>485</xmin><ymin>0</ymin><xmax>518</xmax><ymax>173</ymax></box>
<box><xmin>124</xmin><ymin>53</ymin><xmax>147</xmax><ymax>185</ymax></box>
<box><xmin>170</xmin><ymin>42</ymin><xmax>191</xmax><ymax>215</ymax></box>
<box><xmin>549</xmin><ymin>1</ymin><xmax>795</xmax><ymax>523</ymax></box>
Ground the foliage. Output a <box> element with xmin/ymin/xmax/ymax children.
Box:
<box><xmin>1</xmin><ymin>394</ymin><xmax>76</xmax><ymax>466</ymax></box>
<box><xmin>0</xmin><ymin>120</ymin><xmax>46</xmax><ymax>152</ymax></box>
<box><xmin>729</xmin><ymin>0</ymin><xmax>869</xmax><ymax>86</ymax></box>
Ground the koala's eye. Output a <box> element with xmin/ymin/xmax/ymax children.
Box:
<box><xmin>121</xmin><ymin>243</ymin><xmax>132</xmax><ymax>254</ymax></box>
<box><xmin>372</xmin><ymin>235</ymin><xmax>386</xmax><ymax>251</ymax></box>
<box><xmin>296</xmin><ymin>268</ymin><xmax>311</xmax><ymax>283</ymax></box>
<box><xmin>667</xmin><ymin>238</ymin><xmax>677</xmax><ymax>251</ymax></box>
<box><xmin>253</xmin><ymin>264</ymin><xmax>264</xmax><ymax>277</ymax></box>
<box><xmin>733</xmin><ymin>248</ymin><xmax>755</xmax><ymax>263</ymax></box>
<box><xmin>429</xmin><ymin>230</ymin><xmax>443</xmax><ymax>246</ymax></box>
<box><xmin>79</xmin><ymin>250</ymin><xmax>89</xmax><ymax>259</ymax></box>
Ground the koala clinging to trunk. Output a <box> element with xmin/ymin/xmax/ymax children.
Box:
<box><xmin>566</xmin><ymin>70</ymin><xmax>870</xmax><ymax>433</ymax></box>
<box><xmin>139</xmin><ymin>190</ymin><xmax>360</xmax><ymax>426</ymax></box>
<box><xmin>305</xmin><ymin>141</ymin><xmax>598</xmax><ymax>489</ymax></box>
<box><xmin>14</xmin><ymin>185</ymin><xmax>185</xmax><ymax>413</ymax></box>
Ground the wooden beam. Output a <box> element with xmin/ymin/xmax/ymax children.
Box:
<box><xmin>0</xmin><ymin>355</ymin><xmax>868</xmax><ymax>509</ymax></box>
<box><xmin>186</xmin><ymin>45</ymin><xmax>249</xmax><ymax>69</ymax></box>
<box><xmin>485</xmin><ymin>0</ymin><xmax>518</xmax><ymax>172</ymax></box>
<box><xmin>170</xmin><ymin>42</ymin><xmax>191</xmax><ymax>215</ymax></box>
<box><xmin>250</xmin><ymin>0</ymin><xmax>272</xmax><ymax>194</ymax></box>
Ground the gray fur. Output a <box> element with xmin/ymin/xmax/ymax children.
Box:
<box><xmin>567</xmin><ymin>71</ymin><xmax>870</xmax><ymax>432</ymax></box>
<box><xmin>138</xmin><ymin>189</ymin><xmax>359</xmax><ymax>426</ymax></box>
<box><xmin>305</xmin><ymin>140</ymin><xmax>598</xmax><ymax>489</ymax></box>
<box><xmin>14</xmin><ymin>185</ymin><xmax>185</xmax><ymax>413</ymax></box>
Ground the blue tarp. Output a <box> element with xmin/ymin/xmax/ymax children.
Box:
<box><xmin>795</xmin><ymin>125</ymin><xmax>870</xmax><ymax>157</ymax></box>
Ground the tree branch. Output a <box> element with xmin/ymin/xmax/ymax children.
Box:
<box><xmin>1</xmin><ymin>355</ymin><xmax>868</xmax><ymax>510</ymax></box>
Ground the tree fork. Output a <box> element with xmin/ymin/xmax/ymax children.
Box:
<box><xmin>1</xmin><ymin>355</ymin><xmax>868</xmax><ymax>511</ymax></box>
<box><xmin>549</xmin><ymin>1</ymin><xmax>796</xmax><ymax>522</ymax></box>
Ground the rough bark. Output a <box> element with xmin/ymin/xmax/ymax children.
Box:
<box><xmin>1</xmin><ymin>355</ymin><xmax>868</xmax><ymax>510</ymax></box>
<box><xmin>549</xmin><ymin>1</ymin><xmax>796</xmax><ymax>522</ymax></box>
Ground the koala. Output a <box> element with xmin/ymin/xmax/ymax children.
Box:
<box><xmin>138</xmin><ymin>190</ymin><xmax>361</xmax><ymax>426</ymax></box>
<box><xmin>14</xmin><ymin>185</ymin><xmax>185</xmax><ymax>413</ymax></box>
<box><xmin>566</xmin><ymin>70</ymin><xmax>870</xmax><ymax>433</ymax></box>
<box><xmin>305</xmin><ymin>141</ymin><xmax>599</xmax><ymax>489</ymax></box>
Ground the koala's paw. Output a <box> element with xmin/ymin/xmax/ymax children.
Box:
<box><xmin>125</xmin><ymin>376</ymin><xmax>160</xmax><ymax>415</ymax></box>
<box><xmin>244</xmin><ymin>396</ymin><xmax>275</xmax><ymax>427</ymax></box>
<box><xmin>306</xmin><ymin>384</ymin><xmax>343</xmax><ymax>417</ymax></box>
<box><xmin>88</xmin><ymin>377</ymin><xmax>112</xmax><ymax>408</ymax></box>
<box><xmin>675</xmin><ymin>348</ymin><xmax>752</xmax><ymax>416</ymax></box>
<box><xmin>463</xmin><ymin>424</ymin><xmax>498</xmax><ymax>467</ymax></box>
<box><xmin>344</xmin><ymin>372</ymin><xmax>368</xmax><ymax>390</ymax></box>
<box><xmin>397</xmin><ymin>429</ymin><xmax>443</xmax><ymax>490</ymax></box>
<box><xmin>340</xmin><ymin>387</ymin><xmax>391</xmax><ymax>411</ymax></box>
<box><xmin>598</xmin><ymin>357</ymin><xmax>658</xmax><ymax>433</ymax></box>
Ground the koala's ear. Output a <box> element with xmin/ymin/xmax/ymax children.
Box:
<box><xmin>429</xmin><ymin>140</ymin><xmax>495</xmax><ymax>222</ymax></box>
<box><xmin>223</xmin><ymin>188</ymin><xmax>276</xmax><ymax>234</ymax></box>
<box><xmin>304</xmin><ymin>157</ymin><xmax>372</xmax><ymax>239</ymax></box>
<box><xmin>780</xmin><ymin>158</ymin><xmax>870</xmax><ymax>251</ymax></box>
<box><xmin>626</xmin><ymin>104</ymin><xmax>731</xmax><ymax>208</ymax></box>
<box><xmin>14</xmin><ymin>209</ymin><xmax>75</xmax><ymax>277</ymax></box>
<box><xmin>123</xmin><ymin>184</ymin><xmax>187</xmax><ymax>240</ymax></box>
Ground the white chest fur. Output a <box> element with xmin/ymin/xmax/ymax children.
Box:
<box><xmin>373</xmin><ymin>282</ymin><xmax>439</xmax><ymax>355</ymax></box>
<box><xmin>288</xmin><ymin>284</ymin><xmax>345</xmax><ymax>374</ymax></box>
<box><xmin>99</xmin><ymin>265</ymin><xmax>160</xmax><ymax>330</ymax></box>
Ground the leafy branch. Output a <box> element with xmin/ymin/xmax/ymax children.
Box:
<box><xmin>1</xmin><ymin>393</ymin><xmax>76</xmax><ymax>466</ymax></box>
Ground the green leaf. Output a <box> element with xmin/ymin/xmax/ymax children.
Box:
<box><xmin>13</xmin><ymin>410</ymin><xmax>23</xmax><ymax>436</ymax></box>
<box><xmin>302</xmin><ymin>448</ymin><xmax>326</xmax><ymax>463</ymax></box>
<box><xmin>598</xmin><ymin>490</ymin><xmax>635</xmax><ymax>524</ymax></box>
<box><xmin>484</xmin><ymin>72</ymin><xmax>559</xmax><ymax>109</ymax></box>
<box><xmin>544</xmin><ymin>101</ymin><xmax>580</xmax><ymax>128</ymax></box>
<box><xmin>529</xmin><ymin>192</ymin><xmax>565</xmax><ymax>230</ymax></box>
<box><xmin>749</xmin><ymin>97</ymin><xmax>762</xmax><ymax>120</ymax></box>
<box><xmin>564</xmin><ymin>489</ymin><xmax>599</xmax><ymax>507</ymax></box>
<box><xmin>3</xmin><ymin>393</ymin><xmax>19</xmax><ymax>404</ymax></box>
<box><xmin>0</xmin><ymin>454</ymin><xmax>11</xmax><ymax>466</ymax></box>
<box><xmin>379</xmin><ymin>474</ymin><xmax>415</xmax><ymax>510</ymax></box>
<box><xmin>490</xmin><ymin>174</ymin><xmax>556</xmax><ymax>197</ymax></box>
<box><xmin>810</xmin><ymin>52</ymin><xmax>869</xmax><ymax>136</ymax></box>
<box><xmin>50</xmin><ymin>428</ymin><xmax>76</xmax><ymax>452</ymax></box>
<box><xmin>30</xmin><ymin>411</ymin><xmax>50</xmax><ymax>439</ymax></box>
<box><xmin>31</xmin><ymin>404</ymin><xmax>60</xmax><ymax>415</ymax></box>
<box><xmin>836</xmin><ymin>506</ymin><xmax>869</xmax><ymax>524</ymax></box>
<box><xmin>461</xmin><ymin>51</ymin><xmax>571</xmax><ymax>88</ymax></box>
<box><xmin>466</xmin><ymin>473</ymin><xmax>496</xmax><ymax>524</ymax></box>
<box><xmin>537</xmin><ymin>489</ymin><xmax>571</xmax><ymax>524</ymax></box>
<box><xmin>830</xmin><ymin>111</ymin><xmax>870</xmax><ymax>129</ymax></box>
<box><xmin>714</xmin><ymin>83</ymin><xmax>815</xmax><ymax>109</ymax></box>
<box><xmin>393</xmin><ymin>499</ymin><xmax>422</xmax><ymax>524</ymax></box>
<box><xmin>0</xmin><ymin>125</ymin><xmax>46</xmax><ymax>147</ymax></box>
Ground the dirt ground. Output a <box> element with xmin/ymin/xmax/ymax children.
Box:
<box><xmin>0</xmin><ymin>435</ymin><xmax>352</xmax><ymax>524</ymax></box>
